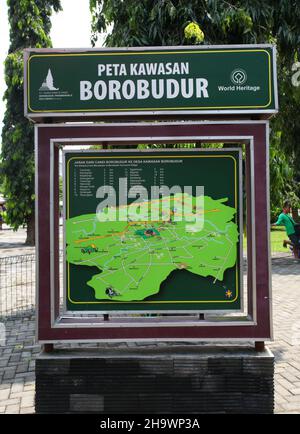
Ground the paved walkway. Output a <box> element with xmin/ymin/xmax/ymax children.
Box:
<box><xmin>0</xmin><ymin>229</ymin><xmax>300</xmax><ymax>413</ymax></box>
<box><xmin>0</xmin><ymin>227</ymin><xmax>34</xmax><ymax>258</ymax></box>
<box><xmin>0</xmin><ymin>316</ymin><xmax>37</xmax><ymax>414</ymax></box>
<box><xmin>268</xmin><ymin>257</ymin><xmax>300</xmax><ymax>413</ymax></box>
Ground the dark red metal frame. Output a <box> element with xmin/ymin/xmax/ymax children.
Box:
<box><xmin>36</xmin><ymin>121</ymin><xmax>272</xmax><ymax>342</ymax></box>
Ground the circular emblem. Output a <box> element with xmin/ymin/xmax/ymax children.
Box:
<box><xmin>230</xmin><ymin>69</ymin><xmax>247</xmax><ymax>85</ymax></box>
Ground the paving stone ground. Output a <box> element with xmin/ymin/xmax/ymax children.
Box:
<box><xmin>0</xmin><ymin>226</ymin><xmax>34</xmax><ymax>258</ymax></box>
<box><xmin>1</xmin><ymin>228</ymin><xmax>300</xmax><ymax>414</ymax></box>
<box><xmin>268</xmin><ymin>256</ymin><xmax>300</xmax><ymax>414</ymax></box>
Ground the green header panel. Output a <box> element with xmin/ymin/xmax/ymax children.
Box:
<box><xmin>25</xmin><ymin>46</ymin><xmax>277</xmax><ymax>118</ymax></box>
<box><xmin>64</xmin><ymin>150</ymin><xmax>242</xmax><ymax>312</ymax></box>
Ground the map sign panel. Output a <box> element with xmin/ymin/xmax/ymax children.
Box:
<box><xmin>64</xmin><ymin>150</ymin><xmax>241</xmax><ymax>312</ymax></box>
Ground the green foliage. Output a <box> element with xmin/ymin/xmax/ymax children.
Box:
<box><xmin>90</xmin><ymin>0</ymin><xmax>274</xmax><ymax>47</ymax></box>
<box><xmin>7</xmin><ymin>0</ymin><xmax>61</xmax><ymax>52</ymax></box>
<box><xmin>269</xmin><ymin>129</ymin><xmax>298</xmax><ymax>221</ymax></box>
<box><xmin>90</xmin><ymin>0</ymin><xmax>300</xmax><ymax>54</ymax></box>
<box><xmin>270</xmin><ymin>54</ymin><xmax>300</xmax><ymax>216</ymax></box>
<box><xmin>1</xmin><ymin>0</ymin><xmax>61</xmax><ymax>240</ymax></box>
<box><xmin>90</xmin><ymin>0</ymin><xmax>206</xmax><ymax>47</ymax></box>
<box><xmin>184</xmin><ymin>22</ymin><xmax>205</xmax><ymax>43</ymax></box>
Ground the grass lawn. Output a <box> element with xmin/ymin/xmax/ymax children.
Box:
<box><xmin>243</xmin><ymin>226</ymin><xmax>288</xmax><ymax>253</ymax></box>
<box><xmin>269</xmin><ymin>226</ymin><xmax>289</xmax><ymax>253</ymax></box>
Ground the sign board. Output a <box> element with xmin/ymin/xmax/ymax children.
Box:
<box><xmin>64</xmin><ymin>149</ymin><xmax>242</xmax><ymax>313</ymax></box>
<box><xmin>24</xmin><ymin>45</ymin><xmax>277</xmax><ymax>120</ymax></box>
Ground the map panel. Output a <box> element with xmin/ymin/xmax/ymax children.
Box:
<box><xmin>64</xmin><ymin>151</ymin><xmax>241</xmax><ymax>312</ymax></box>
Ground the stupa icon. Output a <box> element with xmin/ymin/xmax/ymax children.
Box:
<box><xmin>39</xmin><ymin>69</ymin><xmax>59</xmax><ymax>91</ymax></box>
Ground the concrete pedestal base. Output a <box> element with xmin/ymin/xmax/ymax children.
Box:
<box><xmin>35</xmin><ymin>345</ymin><xmax>274</xmax><ymax>414</ymax></box>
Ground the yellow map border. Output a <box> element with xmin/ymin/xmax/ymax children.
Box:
<box><xmin>66</xmin><ymin>154</ymin><xmax>239</xmax><ymax>305</ymax></box>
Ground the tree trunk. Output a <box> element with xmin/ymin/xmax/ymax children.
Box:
<box><xmin>292</xmin><ymin>207</ymin><xmax>299</xmax><ymax>223</ymax></box>
<box><xmin>25</xmin><ymin>214</ymin><xmax>35</xmax><ymax>246</ymax></box>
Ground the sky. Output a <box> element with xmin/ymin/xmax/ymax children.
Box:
<box><xmin>0</xmin><ymin>0</ymin><xmax>106</xmax><ymax>141</ymax></box>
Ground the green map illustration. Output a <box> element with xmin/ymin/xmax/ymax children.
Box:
<box><xmin>66</xmin><ymin>193</ymin><xmax>238</xmax><ymax>302</ymax></box>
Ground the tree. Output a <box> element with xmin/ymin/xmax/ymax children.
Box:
<box><xmin>90</xmin><ymin>0</ymin><xmax>300</xmax><ymax>219</ymax></box>
<box><xmin>90</xmin><ymin>0</ymin><xmax>299</xmax><ymax>48</ymax></box>
<box><xmin>91</xmin><ymin>1</ymin><xmax>300</xmax><ymax>47</ymax></box>
<box><xmin>270</xmin><ymin>60</ymin><xmax>300</xmax><ymax>221</ymax></box>
<box><xmin>269</xmin><ymin>129</ymin><xmax>297</xmax><ymax>221</ymax></box>
<box><xmin>1</xmin><ymin>0</ymin><xmax>61</xmax><ymax>245</ymax></box>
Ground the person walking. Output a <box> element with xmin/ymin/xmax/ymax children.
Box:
<box><xmin>272</xmin><ymin>201</ymin><xmax>300</xmax><ymax>256</ymax></box>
